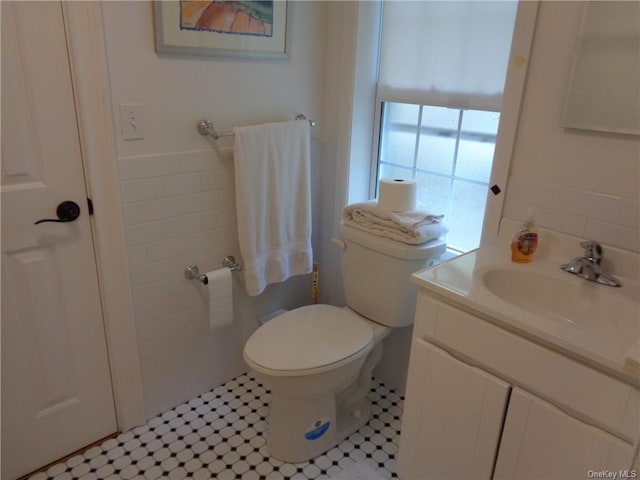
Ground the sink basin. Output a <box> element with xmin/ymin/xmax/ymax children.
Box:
<box><xmin>481</xmin><ymin>266</ymin><xmax>638</xmax><ymax>339</ymax></box>
<box><xmin>412</xmin><ymin>236</ymin><xmax>640</xmax><ymax>380</ymax></box>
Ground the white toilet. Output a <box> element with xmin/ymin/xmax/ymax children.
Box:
<box><xmin>243</xmin><ymin>223</ymin><xmax>446</xmax><ymax>462</ymax></box>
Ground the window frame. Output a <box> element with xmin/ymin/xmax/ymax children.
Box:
<box><xmin>369</xmin><ymin>1</ymin><xmax>540</xmax><ymax>248</ymax></box>
<box><xmin>375</xmin><ymin>102</ymin><xmax>500</xmax><ymax>253</ymax></box>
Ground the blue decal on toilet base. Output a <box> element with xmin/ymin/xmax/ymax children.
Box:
<box><xmin>304</xmin><ymin>419</ymin><xmax>331</xmax><ymax>440</ymax></box>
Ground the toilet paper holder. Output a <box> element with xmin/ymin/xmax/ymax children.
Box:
<box><xmin>221</xmin><ymin>256</ymin><xmax>242</xmax><ymax>271</ymax></box>
<box><xmin>185</xmin><ymin>256</ymin><xmax>242</xmax><ymax>285</ymax></box>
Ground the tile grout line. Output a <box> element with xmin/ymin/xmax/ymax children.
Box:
<box><xmin>29</xmin><ymin>373</ymin><xmax>403</xmax><ymax>480</ymax></box>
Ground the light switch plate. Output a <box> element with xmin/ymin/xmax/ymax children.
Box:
<box><xmin>119</xmin><ymin>104</ymin><xmax>144</xmax><ymax>140</ymax></box>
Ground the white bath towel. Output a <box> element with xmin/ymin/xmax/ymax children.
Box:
<box><xmin>343</xmin><ymin>200</ymin><xmax>448</xmax><ymax>244</ymax></box>
<box><xmin>233</xmin><ymin>120</ymin><xmax>313</xmax><ymax>296</ymax></box>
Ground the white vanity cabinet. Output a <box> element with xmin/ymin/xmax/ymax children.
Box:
<box><xmin>398</xmin><ymin>292</ymin><xmax>638</xmax><ymax>480</ymax></box>
<box><xmin>495</xmin><ymin>388</ymin><xmax>632</xmax><ymax>479</ymax></box>
<box><xmin>398</xmin><ymin>339</ymin><xmax>510</xmax><ymax>479</ymax></box>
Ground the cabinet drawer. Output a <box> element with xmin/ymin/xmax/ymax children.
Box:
<box><xmin>414</xmin><ymin>292</ymin><xmax>639</xmax><ymax>442</ymax></box>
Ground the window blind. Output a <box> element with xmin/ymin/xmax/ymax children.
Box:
<box><xmin>378</xmin><ymin>1</ymin><xmax>518</xmax><ymax>111</ymax></box>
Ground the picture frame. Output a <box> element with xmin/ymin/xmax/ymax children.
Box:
<box><xmin>154</xmin><ymin>1</ymin><xmax>290</xmax><ymax>59</ymax></box>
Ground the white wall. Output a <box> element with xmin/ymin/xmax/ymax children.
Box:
<box><xmin>319</xmin><ymin>1</ymin><xmax>380</xmax><ymax>308</ymax></box>
<box><xmin>503</xmin><ymin>1</ymin><xmax>639</xmax><ymax>254</ymax></box>
<box><xmin>98</xmin><ymin>1</ymin><xmax>639</xmax><ymax>416</ymax></box>
<box><xmin>101</xmin><ymin>1</ymin><xmax>327</xmax><ymax>417</ymax></box>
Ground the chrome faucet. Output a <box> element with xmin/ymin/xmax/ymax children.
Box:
<box><xmin>561</xmin><ymin>241</ymin><xmax>621</xmax><ymax>287</ymax></box>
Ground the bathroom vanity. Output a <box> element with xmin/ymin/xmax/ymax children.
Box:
<box><xmin>398</xmin><ymin>226</ymin><xmax>640</xmax><ymax>479</ymax></box>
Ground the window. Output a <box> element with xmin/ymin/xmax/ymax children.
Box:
<box><xmin>374</xmin><ymin>1</ymin><xmax>518</xmax><ymax>253</ymax></box>
<box><xmin>377</xmin><ymin>103</ymin><xmax>500</xmax><ymax>253</ymax></box>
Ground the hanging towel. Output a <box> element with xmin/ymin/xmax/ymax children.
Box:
<box><xmin>233</xmin><ymin>120</ymin><xmax>313</xmax><ymax>296</ymax></box>
<box><xmin>343</xmin><ymin>200</ymin><xmax>448</xmax><ymax>244</ymax></box>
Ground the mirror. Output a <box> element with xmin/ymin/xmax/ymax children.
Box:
<box><xmin>562</xmin><ymin>1</ymin><xmax>639</xmax><ymax>135</ymax></box>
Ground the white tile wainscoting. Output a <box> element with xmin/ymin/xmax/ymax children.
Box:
<box><xmin>117</xmin><ymin>148</ymin><xmax>251</xmax><ymax>418</ymax></box>
<box><xmin>504</xmin><ymin>175</ymin><xmax>639</xmax><ymax>253</ymax></box>
<box><xmin>117</xmin><ymin>145</ymin><xmax>321</xmax><ymax>419</ymax></box>
<box><xmin>28</xmin><ymin>374</ymin><xmax>402</xmax><ymax>480</ymax></box>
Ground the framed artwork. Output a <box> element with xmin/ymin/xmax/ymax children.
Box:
<box><xmin>154</xmin><ymin>1</ymin><xmax>289</xmax><ymax>59</ymax></box>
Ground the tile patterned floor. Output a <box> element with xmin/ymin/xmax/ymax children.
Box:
<box><xmin>29</xmin><ymin>373</ymin><xmax>403</xmax><ymax>480</ymax></box>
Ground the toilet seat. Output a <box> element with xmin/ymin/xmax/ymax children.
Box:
<box><xmin>244</xmin><ymin>304</ymin><xmax>374</xmax><ymax>377</ymax></box>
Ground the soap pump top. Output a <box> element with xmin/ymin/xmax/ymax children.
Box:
<box><xmin>511</xmin><ymin>209</ymin><xmax>538</xmax><ymax>263</ymax></box>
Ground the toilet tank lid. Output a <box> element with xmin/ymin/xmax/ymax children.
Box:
<box><xmin>340</xmin><ymin>223</ymin><xmax>446</xmax><ymax>260</ymax></box>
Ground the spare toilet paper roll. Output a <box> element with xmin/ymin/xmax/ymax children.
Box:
<box><xmin>378</xmin><ymin>178</ymin><xmax>417</xmax><ymax>212</ymax></box>
<box><xmin>207</xmin><ymin>268</ymin><xmax>233</xmax><ymax>329</ymax></box>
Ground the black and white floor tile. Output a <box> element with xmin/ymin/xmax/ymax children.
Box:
<box><xmin>29</xmin><ymin>374</ymin><xmax>403</xmax><ymax>480</ymax></box>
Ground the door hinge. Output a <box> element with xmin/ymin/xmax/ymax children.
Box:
<box><xmin>87</xmin><ymin>197</ymin><xmax>94</xmax><ymax>215</ymax></box>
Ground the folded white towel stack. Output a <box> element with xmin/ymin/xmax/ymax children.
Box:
<box><xmin>233</xmin><ymin>120</ymin><xmax>313</xmax><ymax>296</ymax></box>
<box><xmin>343</xmin><ymin>200</ymin><xmax>448</xmax><ymax>245</ymax></box>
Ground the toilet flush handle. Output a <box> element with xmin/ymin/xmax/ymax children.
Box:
<box><xmin>331</xmin><ymin>238</ymin><xmax>346</xmax><ymax>250</ymax></box>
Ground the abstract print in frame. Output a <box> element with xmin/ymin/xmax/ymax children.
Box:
<box><xmin>154</xmin><ymin>1</ymin><xmax>289</xmax><ymax>59</ymax></box>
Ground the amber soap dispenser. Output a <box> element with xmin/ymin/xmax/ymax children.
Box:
<box><xmin>511</xmin><ymin>210</ymin><xmax>538</xmax><ymax>263</ymax></box>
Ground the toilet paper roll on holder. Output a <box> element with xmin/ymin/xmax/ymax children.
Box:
<box><xmin>185</xmin><ymin>256</ymin><xmax>242</xmax><ymax>285</ymax></box>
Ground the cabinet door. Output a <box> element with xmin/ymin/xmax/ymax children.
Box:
<box><xmin>495</xmin><ymin>387</ymin><xmax>632</xmax><ymax>479</ymax></box>
<box><xmin>398</xmin><ymin>339</ymin><xmax>510</xmax><ymax>480</ymax></box>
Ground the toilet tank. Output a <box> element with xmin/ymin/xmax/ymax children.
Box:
<box><xmin>339</xmin><ymin>223</ymin><xmax>446</xmax><ymax>327</ymax></box>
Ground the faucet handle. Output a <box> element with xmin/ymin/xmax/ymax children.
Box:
<box><xmin>580</xmin><ymin>240</ymin><xmax>602</xmax><ymax>264</ymax></box>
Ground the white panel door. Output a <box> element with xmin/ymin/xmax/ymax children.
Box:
<box><xmin>494</xmin><ymin>387</ymin><xmax>632</xmax><ymax>479</ymax></box>
<box><xmin>1</xmin><ymin>2</ymin><xmax>117</xmax><ymax>478</ymax></box>
<box><xmin>397</xmin><ymin>339</ymin><xmax>511</xmax><ymax>480</ymax></box>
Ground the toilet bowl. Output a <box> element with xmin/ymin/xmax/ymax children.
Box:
<box><xmin>244</xmin><ymin>304</ymin><xmax>391</xmax><ymax>463</ymax></box>
<box><xmin>243</xmin><ymin>224</ymin><xmax>446</xmax><ymax>462</ymax></box>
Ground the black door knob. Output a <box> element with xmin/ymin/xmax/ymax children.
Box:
<box><xmin>35</xmin><ymin>201</ymin><xmax>81</xmax><ymax>225</ymax></box>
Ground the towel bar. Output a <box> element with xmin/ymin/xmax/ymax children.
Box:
<box><xmin>198</xmin><ymin>115</ymin><xmax>316</xmax><ymax>140</ymax></box>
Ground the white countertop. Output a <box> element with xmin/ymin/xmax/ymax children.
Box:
<box><xmin>412</xmin><ymin>238</ymin><xmax>640</xmax><ymax>386</ymax></box>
